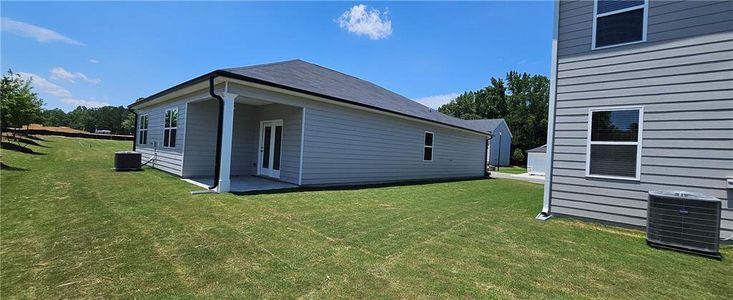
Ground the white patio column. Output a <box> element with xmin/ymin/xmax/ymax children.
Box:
<box><xmin>217</xmin><ymin>92</ymin><xmax>237</xmax><ymax>192</ymax></box>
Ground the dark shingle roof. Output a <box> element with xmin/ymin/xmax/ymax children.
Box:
<box><xmin>463</xmin><ymin>119</ymin><xmax>505</xmax><ymax>134</ymax></box>
<box><xmin>221</xmin><ymin>60</ymin><xmax>490</xmax><ymax>135</ymax></box>
<box><xmin>527</xmin><ymin>144</ymin><xmax>547</xmax><ymax>153</ymax></box>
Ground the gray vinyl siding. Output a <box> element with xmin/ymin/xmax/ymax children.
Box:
<box><xmin>230</xmin><ymin>105</ymin><xmax>257</xmax><ymax>177</ymax></box>
<box><xmin>301</xmin><ymin>103</ymin><xmax>485</xmax><ymax>186</ymax></box>
<box><xmin>181</xmin><ymin>100</ymin><xmax>217</xmax><ymax>178</ymax></box>
<box><xmin>550</xmin><ymin>0</ymin><xmax>733</xmax><ymax>239</ymax></box>
<box><xmin>251</xmin><ymin>104</ymin><xmax>303</xmax><ymax>184</ymax></box>
<box><xmin>226</xmin><ymin>83</ymin><xmax>487</xmax><ymax>186</ymax></box>
<box><xmin>135</xmin><ymin>99</ymin><xmax>188</xmax><ymax>176</ymax></box>
<box><xmin>488</xmin><ymin>121</ymin><xmax>511</xmax><ymax>166</ymax></box>
<box><xmin>181</xmin><ymin>101</ymin><xmax>302</xmax><ymax>184</ymax></box>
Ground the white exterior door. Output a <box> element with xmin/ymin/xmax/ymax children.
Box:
<box><xmin>258</xmin><ymin>120</ymin><xmax>283</xmax><ymax>178</ymax></box>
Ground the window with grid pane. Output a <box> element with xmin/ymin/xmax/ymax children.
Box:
<box><xmin>138</xmin><ymin>115</ymin><xmax>148</xmax><ymax>145</ymax></box>
<box><xmin>424</xmin><ymin>132</ymin><xmax>434</xmax><ymax>161</ymax></box>
<box><xmin>587</xmin><ymin>108</ymin><xmax>642</xmax><ymax>179</ymax></box>
<box><xmin>163</xmin><ymin>109</ymin><xmax>177</xmax><ymax>148</ymax></box>
<box><xmin>593</xmin><ymin>0</ymin><xmax>646</xmax><ymax>48</ymax></box>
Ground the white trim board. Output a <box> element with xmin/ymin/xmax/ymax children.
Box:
<box><xmin>298</xmin><ymin>108</ymin><xmax>306</xmax><ymax>186</ymax></box>
<box><xmin>541</xmin><ymin>0</ymin><xmax>561</xmax><ymax>217</ymax></box>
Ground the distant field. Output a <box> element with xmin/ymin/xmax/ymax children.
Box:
<box><xmin>1</xmin><ymin>136</ymin><xmax>731</xmax><ymax>298</ymax></box>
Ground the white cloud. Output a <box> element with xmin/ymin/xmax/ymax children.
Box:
<box><xmin>337</xmin><ymin>4</ymin><xmax>392</xmax><ymax>40</ymax></box>
<box><xmin>18</xmin><ymin>72</ymin><xmax>108</xmax><ymax>110</ymax></box>
<box><xmin>50</xmin><ymin>67</ymin><xmax>101</xmax><ymax>84</ymax></box>
<box><xmin>17</xmin><ymin>72</ymin><xmax>72</xmax><ymax>98</ymax></box>
<box><xmin>414</xmin><ymin>92</ymin><xmax>461</xmax><ymax>109</ymax></box>
<box><xmin>88</xmin><ymin>59</ymin><xmax>100</xmax><ymax>63</ymax></box>
<box><xmin>60</xmin><ymin>98</ymin><xmax>110</xmax><ymax>108</ymax></box>
<box><xmin>0</xmin><ymin>17</ymin><xmax>83</xmax><ymax>45</ymax></box>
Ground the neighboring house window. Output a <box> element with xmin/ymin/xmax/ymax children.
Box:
<box><xmin>586</xmin><ymin>107</ymin><xmax>643</xmax><ymax>180</ymax></box>
<box><xmin>138</xmin><ymin>115</ymin><xmax>148</xmax><ymax>145</ymax></box>
<box><xmin>593</xmin><ymin>0</ymin><xmax>648</xmax><ymax>49</ymax></box>
<box><xmin>424</xmin><ymin>131</ymin><xmax>434</xmax><ymax>161</ymax></box>
<box><xmin>163</xmin><ymin>108</ymin><xmax>178</xmax><ymax>148</ymax></box>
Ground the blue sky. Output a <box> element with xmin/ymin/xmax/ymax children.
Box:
<box><xmin>1</xmin><ymin>1</ymin><xmax>553</xmax><ymax>111</ymax></box>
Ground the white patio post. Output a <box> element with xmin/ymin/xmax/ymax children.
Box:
<box><xmin>217</xmin><ymin>92</ymin><xmax>237</xmax><ymax>192</ymax></box>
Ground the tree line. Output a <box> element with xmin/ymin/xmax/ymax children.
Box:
<box><xmin>438</xmin><ymin>71</ymin><xmax>549</xmax><ymax>164</ymax></box>
<box><xmin>1</xmin><ymin>70</ymin><xmax>134</xmax><ymax>135</ymax></box>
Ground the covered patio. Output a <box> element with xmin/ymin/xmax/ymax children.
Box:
<box><xmin>180</xmin><ymin>83</ymin><xmax>305</xmax><ymax>193</ymax></box>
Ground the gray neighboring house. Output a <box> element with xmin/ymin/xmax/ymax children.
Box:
<box><xmin>540</xmin><ymin>0</ymin><xmax>733</xmax><ymax>240</ymax></box>
<box><xmin>128</xmin><ymin>59</ymin><xmax>492</xmax><ymax>192</ymax></box>
<box><xmin>527</xmin><ymin>145</ymin><xmax>547</xmax><ymax>176</ymax></box>
<box><xmin>465</xmin><ymin>119</ymin><xmax>512</xmax><ymax>166</ymax></box>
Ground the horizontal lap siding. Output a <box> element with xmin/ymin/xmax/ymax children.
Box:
<box><xmin>252</xmin><ymin>104</ymin><xmax>302</xmax><ymax>185</ymax></box>
<box><xmin>301</xmin><ymin>103</ymin><xmax>486</xmax><ymax>186</ymax></box>
<box><xmin>226</xmin><ymin>83</ymin><xmax>487</xmax><ymax>187</ymax></box>
<box><xmin>558</xmin><ymin>1</ymin><xmax>733</xmax><ymax>57</ymax></box>
<box><xmin>231</xmin><ymin>104</ymin><xmax>258</xmax><ymax>177</ymax></box>
<box><xmin>182</xmin><ymin>100</ymin><xmax>217</xmax><ymax>178</ymax></box>
<box><xmin>136</xmin><ymin>99</ymin><xmax>187</xmax><ymax>176</ymax></box>
<box><xmin>552</xmin><ymin>0</ymin><xmax>733</xmax><ymax>238</ymax></box>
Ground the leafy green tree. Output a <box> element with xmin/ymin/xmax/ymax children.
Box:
<box><xmin>67</xmin><ymin>106</ymin><xmax>91</xmax><ymax>131</ymax></box>
<box><xmin>42</xmin><ymin>108</ymin><xmax>70</xmax><ymax>127</ymax></box>
<box><xmin>0</xmin><ymin>70</ymin><xmax>44</xmax><ymax>130</ymax></box>
<box><xmin>512</xmin><ymin>148</ymin><xmax>525</xmax><ymax>163</ymax></box>
<box><xmin>121</xmin><ymin>112</ymin><xmax>135</xmax><ymax>135</ymax></box>
<box><xmin>439</xmin><ymin>71</ymin><xmax>549</xmax><ymax>164</ymax></box>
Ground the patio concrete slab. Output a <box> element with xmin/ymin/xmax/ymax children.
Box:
<box><xmin>183</xmin><ymin>176</ymin><xmax>299</xmax><ymax>192</ymax></box>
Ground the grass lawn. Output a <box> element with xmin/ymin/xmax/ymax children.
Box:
<box><xmin>1</xmin><ymin>136</ymin><xmax>731</xmax><ymax>298</ymax></box>
<box><xmin>494</xmin><ymin>166</ymin><xmax>527</xmax><ymax>174</ymax></box>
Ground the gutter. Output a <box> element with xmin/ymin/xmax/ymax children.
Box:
<box><xmin>537</xmin><ymin>0</ymin><xmax>560</xmax><ymax>221</ymax></box>
<box><xmin>208</xmin><ymin>76</ymin><xmax>225</xmax><ymax>191</ymax></box>
<box><xmin>128</xmin><ymin>70</ymin><xmax>489</xmax><ymax>137</ymax></box>
<box><xmin>129</xmin><ymin>108</ymin><xmax>138</xmax><ymax>151</ymax></box>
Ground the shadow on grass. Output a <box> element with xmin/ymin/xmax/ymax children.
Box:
<box><xmin>26</xmin><ymin>135</ymin><xmax>47</xmax><ymax>142</ymax></box>
<box><xmin>0</xmin><ymin>162</ymin><xmax>28</xmax><ymax>171</ymax></box>
<box><xmin>231</xmin><ymin>176</ymin><xmax>492</xmax><ymax>196</ymax></box>
<box><xmin>0</xmin><ymin>142</ymin><xmax>46</xmax><ymax>155</ymax></box>
<box><xmin>5</xmin><ymin>136</ymin><xmax>48</xmax><ymax>148</ymax></box>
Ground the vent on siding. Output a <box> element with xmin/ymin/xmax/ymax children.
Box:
<box><xmin>647</xmin><ymin>191</ymin><xmax>722</xmax><ymax>259</ymax></box>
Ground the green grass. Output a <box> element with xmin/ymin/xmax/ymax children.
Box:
<box><xmin>1</xmin><ymin>136</ymin><xmax>731</xmax><ymax>298</ymax></box>
<box><xmin>495</xmin><ymin>166</ymin><xmax>527</xmax><ymax>174</ymax></box>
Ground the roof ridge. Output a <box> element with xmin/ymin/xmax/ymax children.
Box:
<box><xmin>222</xmin><ymin>59</ymin><xmax>301</xmax><ymax>72</ymax></box>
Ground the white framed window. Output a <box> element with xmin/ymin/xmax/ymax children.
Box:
<box><xmin>138</xmin><ymin>114</ymin><xmax>149</xmax><ymax>145</ymax></box>
<box><xmin>423</xmin><ymin>131</ymin><xmax>434</xmax><ymax>161</ymax></box>
<box><xmin>585</xmin><ymin>106</ymin><xmax>643</xmax><ymax>180</ymax></box>
<box><xmin>163</xmin><ymin>108</ymin><xmax>178</xmax><ymax>148</ymax></box>
<box><xmin>592</xmin><ymin>0</ymin><xmax>648</xmax><ymax>49</ymax></box>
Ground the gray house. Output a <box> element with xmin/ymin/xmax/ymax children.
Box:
<box><xmin>540</xmin><ymin>0</ymin><xmax>733</xmax><ymax>240</ymax></box>
<box><xmin>527</xmin><ymin>145</ymin><xmax>547</xmax><ymax>176</ymax></box>
<box><xmin>466</xmin><ymin>119</ymin><xmax>512</xmax><ymax>166</ymax></box>
<box><xmin>129</xmin><ymin>60</ymin><xmax>492</xmax><ymax>192</ymax></box>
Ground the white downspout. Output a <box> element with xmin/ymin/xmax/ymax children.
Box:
<box><xmin>537</xmin><ymin>0</ymin><xmax>560</xmax><ymax>220</ymax></box>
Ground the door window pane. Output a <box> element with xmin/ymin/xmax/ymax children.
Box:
<box><xmin>262</xmin><ymin>126</ymin><xmax>271</xmax><ymax>168</ymax></box>
<box><xmin>273</xmin><ymin>126</ymin><xmax>282</xmax><ymax>170</ymax></box>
